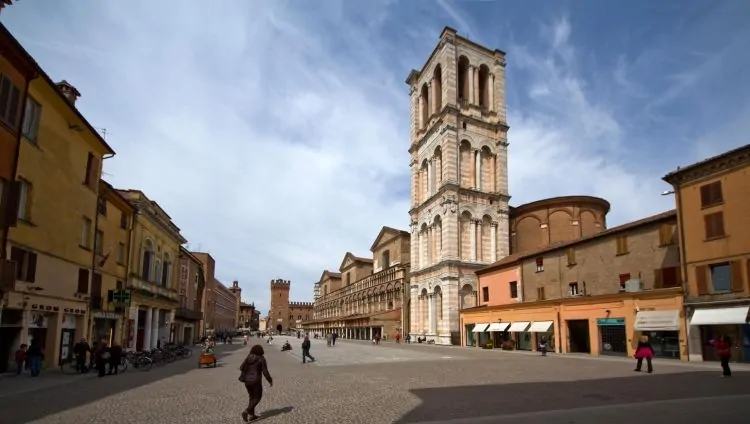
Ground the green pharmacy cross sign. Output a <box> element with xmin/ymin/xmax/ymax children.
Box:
<box><xmin>109</xmin><ymin>289</ymin><xmax>131</xmax><ymax>305</ymax></box>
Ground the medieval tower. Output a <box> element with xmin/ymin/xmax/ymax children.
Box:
<box><xmin>269</xmin><ymin>279</ymin><xmax>290</xmax><ymax>333</ymax></box>
<box><xmin>406</xmin><ymin>27</ymin><xmax>510</xmax><ymax>345</ymax></box>
<box><xmin>229</xmin><ymin>280</ymin><xmax>242</xmax><ymax>329</ymax></box>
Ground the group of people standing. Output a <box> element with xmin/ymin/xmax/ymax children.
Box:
<box><xmin>72</xmin><ymin>337</ymin><xmax>123</xmax><ymax>377</ymax></box>
<box><xmin>633</xmin><ymin>334</ymin><xmax>734</xmax><ymax>377</ymax></box>
<box><xmin>13</xmin><ymin>339</ymin><xmax>43</xmax><ymax>376</ymax></box>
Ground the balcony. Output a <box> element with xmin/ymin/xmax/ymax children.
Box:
<box><xmin>175</xmin><ymin>308</ymin><xmax>203</xmax><ymax>321</ymax></box>
<box><xmin>128</xmin><ymin>272</ymin><xmax>179</xmax><ymax>302</ymax></box>
<box><xmin>321</xmin><ymin>264</ymin><xmax>408</xmax><ymax>302</ymax></box>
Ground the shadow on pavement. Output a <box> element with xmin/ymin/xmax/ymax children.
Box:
<box><xmin>259</xmin><ymin>406</ymin><xmax>294</xmax><ymax>420</ymax></box>
<box><xmin>395</xmin><ymin>371</ymin><xmax>750</xmax><ymax>423</ymax></box>
<box><xmin>0</xmin><ymin>344</ymin><xmax>245</xmax><ymax>424</ymax></box>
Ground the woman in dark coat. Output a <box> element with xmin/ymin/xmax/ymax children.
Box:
<box><xmin>239</xmin><ymin>344</ymin><xmax>273</xmax><ymax>422</ymax></box>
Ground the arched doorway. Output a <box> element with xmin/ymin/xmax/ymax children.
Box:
<box><xmin>276</xmin><ymin>324</ymin><xmax>283</xmax><ymax>333</ymax></box>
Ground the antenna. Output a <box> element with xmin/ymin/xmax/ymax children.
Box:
<box><xmin>95</xmin><ymin>127</ymin><xmax>109</xmax><ymax>140</ymax></box>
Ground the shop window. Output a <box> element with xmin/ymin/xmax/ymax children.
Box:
<box><xmin>709</xmin><ymin>263</ymin><xmax>731</xmax><ymax>292</ymax></box>
<box><xmin>699</xmin><ymin>181</ymin><xmax>723</xmax><ymax>208</ymax></box>
<box><xmin>535</xmin><ymin>257</ymin><xmax>544</xmax><ymax>272</ymax></box>
<box><xmin>704</xmin><ymin>212</ymin><xmax>725</xmax><ymax>239</ymax></box>
<box><xmin>615</xmin><ymin>236</ymin><xmax>629</xmax><ymax>255</ymax></box>
<box><xmin>509</xmin><ymin>281</ymin><xmax>518</xmax><ymax>299</ymax></box>
<box><xmin>481</xmin><ymin>286</ymin><xmax>489</xmax><ymax>302</ymax></box>
<box><xmin>619</xmin><ymin>273</ymin><xmax>631</xmax><ymax>291</ymax></box>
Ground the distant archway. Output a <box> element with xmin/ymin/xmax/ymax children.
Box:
<box><xmin>276</xmin><ymin>324</ymin><xmax>282</xmax><ymax>332</ymax></box>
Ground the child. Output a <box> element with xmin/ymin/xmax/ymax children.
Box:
<box><xmin>539</xmin><ymin>337</ymin><xmax>548</xmax><ymax>356</ymax></box>
<box><xmin>14</xmin><ymin>344</ymin><xmax>27</xmax><ymax>375</ymax></box>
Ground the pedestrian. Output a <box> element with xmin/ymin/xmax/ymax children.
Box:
<box><xmin>395</xmin><ymin>333</ymin><xmax>401</xmax><ymax>344</ymax></box>
<box><xmin>332</xmin><ymin>331</ymin><xmax>338</xmax><ymax>346</ymax></box>
<box><xmin>711</xmin><ymin>335</ymin><xmax>732</xmax><ymax>377</ymax></box>
<box><xmin>326</xmin><ymin>333</ymin><xmax>332</xmax><ymax>347</ymax></box>
<box><xmin>73</xmin><ymin>338</ymin><xmax>91</xmax><ymax>373</ymax></box>
<box><xmin>26</xmin><ymin>339</ymin><xmax>43</xmax><ymax>377</ymax></box>
<box><xmin>301</xmin><ymin>336</ymin><xmax>315</xmax><ymax>364</ymax></box>
<box><xmin>108</xmin><ymin>341</ymin><xmax>123</xmax><ymax>375</ymax></box>
<box><xmin>14</xmin><ymin>344</ymin><xmax>27</xmax><ymax>375</ymax></box>
<box><xmin>405</xmin><ymin>334</ymin><xmax>411</xmax><ymax>344</ymax></box>
<box><xmin>538</xmin><ymin>337</ymin><xmax>548</xmax><ymax>356</ymax></box>
<box><xmin>633</xmin><ymin>335</ymin><xmax>654</xmax><ymax>373</ymax></box>
<box><xmin>239</xmin><ymin>344</ymin><xmax>273</xmax><ymax>422</ymax></box>
<box><xmin>94</xmin><ymin>340</ymin><xmax>110</xmax><ymax>377</ymax></box>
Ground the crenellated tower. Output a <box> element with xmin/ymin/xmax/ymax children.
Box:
<box><xmin>406</xmin><ymin>27</ymin><xmax>511</xmax><ymax>345</ymax></box>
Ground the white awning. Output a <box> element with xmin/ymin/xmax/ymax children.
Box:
<box><xmin>634</xmin><ymin>310</ymin><xmax>680</xmax><ymax>331</ymax></box>
<box><xmin>689</xmin><ymin>306</ymin><xmax>750</xmax><ymax>326</ymax></box>
<box><xmin>472</xmin><ymin>323</ymin><xmax>489</xmax><ymax>332</ymax></box>
<box><xmin>528</xmin><ymin>321</ymin><xmax>554</xmax><ymax>333</ymax></box>
<box><xmin>507</xmin><ymin>321</ymin><xmax>530</xmax><ymax>332</ymax></box>
<box><xmin>486</xmin><ymin>322</ymin><xmax>510</xmax><ymax>332</ymax></box>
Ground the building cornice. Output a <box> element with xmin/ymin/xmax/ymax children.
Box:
<box><xmin>663</xmin><ymin>144</ymin><xmax>750</xmax><ymax>187</ymax></box>
<box><xmin>409</xmin><ymin>105</ymin><xmax>509</xmax><ymax>155</ymax></box>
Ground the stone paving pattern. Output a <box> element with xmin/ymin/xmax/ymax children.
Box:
<box><xmin>0</xmin><ymin>337</ymin><xmax>748</xmax><ymax>423</ymax></box>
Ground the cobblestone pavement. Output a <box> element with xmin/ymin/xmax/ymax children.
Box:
<box><xmin>0</xmin><ymin>337</ymin><xmax>748</xmax><ymax>424</ymax></box>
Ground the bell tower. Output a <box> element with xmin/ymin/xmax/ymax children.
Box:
<box><xmin>406</xmin><ymin>27</ymin><xmax>511</xmax><ymax>345</ymax></box>
<box><xmin>269</xmin><ymin>279</ymin><xmax>291</xmax><ymax>333</ymax></box>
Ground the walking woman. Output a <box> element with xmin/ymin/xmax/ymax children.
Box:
<box><xmin>239</xmin><ymin>345</ymin><xmax>273</xmax><ymax>422</ymax></box>
<box><xmin>633</xmin><ymin>335</ymin><xmax>654</xmax><ymax>373</ymax></box>
<box><xmin>711</xmin><ymin>335</ymin><xmax>732</xmax><ymax>377</ymax></box>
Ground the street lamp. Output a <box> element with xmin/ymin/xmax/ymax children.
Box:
<box><xmin>662</xmin><ymin>190</ymin><xmax>675</xmax><ymax>196</ymax></box>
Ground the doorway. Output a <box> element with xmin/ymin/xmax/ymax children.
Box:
<box><xmin>567</xmin><ymin>320</ymin><xmax>591</xmax><ymax>353</ymax></box>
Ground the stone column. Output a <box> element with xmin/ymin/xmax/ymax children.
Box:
<box><xmin>418</xmin><ymin>231</ymin><xmax>424</xmax><ymax>268</ymax></box>
<box><xmin>418</xmin><ymin>96</ymin><xmax>424</xmax><ymax>129</ymax></box>
<box><xmin>427</xmin><ymin>160</ymin><xmax>433</xmax><ymax>195</ymax></box>
<box><xmin>470</xmin><ymin>220</ymin><xmax>477</xmax><ymax>261</ymax></box>
<box><xmin>474</xmin><ymin>149</ymin><xmax>481</xmax><ymax>189</ymax></box>
<box><xmin>431</xmin><ymin>80</ymin><xmax>437</xmax><ymax>115</ymax></box>
<box><xmin>143</xmin><ymin>307</ymin><xmax>152</xmax><ymax>351</ymax></box>
<box><xmin>488</xmin><ymin>74</ymin><xmax>495</xmax><ymax>111</ymax></box>
<box><xmin>491</xmin><ymin>223</ymin><xmax>498</xmax><ymax>262</ymax></box>
<box><xmin>468</xmin><ymin>66</ymin><xmax>475</xmax><ymax>105</ymax></box>
<box><xmin>150</xmin><ymin>308</ymin><xmax>159</xmax><ymax>349</ymax></box>
<box><xmin>474</xmin><ymin>67</ymin><xmax>480</xmax><ymax>105</ymax></box>
<box><xmin>427</xmin><ymin>294</ymin><xmax>434</xmax><ymax>335</ymax></box>
<box><xmin>130</xmin><ymin>305</ymin><xmax>139</xmax><ymax>351</ymax></box>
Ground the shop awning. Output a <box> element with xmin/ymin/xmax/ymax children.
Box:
<box><xmin>486</xmin><ymin>322</ymin><xmax>510</xmax><ymax>332</ymax></box>
<box><xmin>528</xmin><ymin>321</ymin><xmax>554</xmax><ymax>333</ymax></box>
<box><xmin>634</xmin><ymin>310</ymin><xmax>680</xmax><ymax>331</ymax></box>
<box><xmin>689</xmin><ymin>306</ymin><xmax>750</xmax><ymax>326</ymax></box>
<box><xmin>507</xmin><ymin>321</ymin><xmax>530</xmax><ymax>332</ymax></box>
<box><xmin>472</xmin><ymin>323</ymin><xmax>489</xmax><ymax>332</ymax></box>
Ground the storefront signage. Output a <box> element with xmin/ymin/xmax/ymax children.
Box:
<box><xmin>93</xmin><ymin>312</ymin><xmax>119</xmax><ymax>320</ymax></box>
<box><xmin>31</xmin><ymin>304</ymin><xmax>59</xmax><ymax>312</ymax></box>
<box><xmin>64</xmin><ymin>308</ymin><xmax>86</xmax><ymax>315</ymax></box>
<box><xmin>596</xmin><ymin>318</ymin><xmax>625</xmax><ymax>326</ymax></box>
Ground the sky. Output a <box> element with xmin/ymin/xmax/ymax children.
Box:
<box><xmin>3</xmin><ymin>0</ymin><xmax>749</xmax><ymax>315</ymax></box>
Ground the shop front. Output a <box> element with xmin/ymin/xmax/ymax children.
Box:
<box><xmin>91</xmin><ymin>311</ymin><xmax>121</xmax><ymax>346</ymax></box>
<box><xmin>634</xmin><ymin>309</ymin><xmax>681</xmax><ymax>359</ymax></box>
<box><xmin>461</xmin><ymin>304</ymin><xmax>560</xmax><ymax>353</ymax></box>
<box><xmin>687</xmin><ymin>304</ymin><xmax>750</xmax><ymax>363</ymax></box>
<box><xmin>596</xmin><ymin>317</ymin><xmax>628</xmax><ymax>356</ymax></box>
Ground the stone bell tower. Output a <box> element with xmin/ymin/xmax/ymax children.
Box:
<box><xmin>405</xmin><ymin>27</ymin><xmax>511</xmax><ymax>345</ymax></box>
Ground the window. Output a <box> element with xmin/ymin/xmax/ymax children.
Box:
<box><xmin>509</xmin><ymin>281</ymin><xmax>518</xmax><ymax>299</ymax></box>
<box><xmin>77</xmin><ymin>268</ymin><xmax>90</xmax><ymax>294</ymax></box>
<box><xmin>21</xmin><ymin>97</ymin><xmax>41</xmax><ymax>141</ymax></box>
<box><xmin>481</xmin><ymin>286</ymin><xmax>489</xmax><ymax>302</ymax></box>
<box><xmin>298</xmin><ymin>315</ymin><xmax>301</xmax><ymax>320</ymax></box>
<box><xmin>615</xmin><ymin>236</ymin><xmax>629</xmax><ymax>255</ymax></box>
<box><xmin>659</xmin><ymin>223</ymin><xmax>676</xmax><ymax>246</ymax></box>
<box><xmin>16</xmin><ymin>178</ymin><xmax>31</xmax><ymax>221</ymax></box>
<box><xmin>91</xmin><ymin>273</ymin><xmax>103</xmax><ymax>298</ymax></box>
<box><xmin>97</xmin><ymin>196</ymin><xmax>107</xmax><ymax>216</ymax></box>
<box><xmin>619</xmin><ymin>273</ymin><xmax>631</xmax><ymax>291</ymax></box>
<box><xmin>9</xmin><ymin>247</ymin><xmax>37</xmax><ymax>282</ymax></box>
<box><xmin>83</xmin><ymin>152</ymin><xmax>100</xmax><ymax>190</ymax></box>
<box><xmin>0</xmin><ymin>178</ymin><xmax>5</xmax><ymax>215</ymax></box>
<box><xmin>536</xmin><ymin>287</ymin><xmax>546</xmax><ymax>300</ymax></box>
<box><xmin>116</xmin><ymin>280</ymin><xmax>123</xmax><ymax>290</ymax></box>
<box><xmin>346</xmin><ymin>273</ymin><xmax>351</xmax><ymax>286</ymax></box>
<box><xmin>699</xmin><ymin>181</ymin><xmax>723</xmax><ymax>208</ymax></box>
<box><xmin>94</xmin><ymin>230</ymin><xmax>104</xmax><ymax>255</ymax></box>
<box><xmin>382</xmin><ymin>250</ymin><xmax>391</xmax><ymax>269</ymax></box>
<box><xmin>81</xmin><ymin>217</ymin><xmax>92</xmax><ymax>248</ymax></box>
<box><xmin>117</xmin><ymin>242</ymin><xmax>125</xmax><ymax>263</ymax></box>
<box><xmin>654</xmin><ymin>266</ymin><xmax>681</xmax><ymax>289</ymax></box>
<box><xmin>569</xmin><ymin>282</ymin><xmax>580</xmax><ymax>296</ymax></box>
<box><xmin>0</xmin><ymin>75</ymin><xmax>21</xmax><ymax>129</ymax></box>
<box><xmin>709</xmin><ymin>263</ymin><xmax>731</xmax><ymax>293</ymax></box>
<box><xmin>535</xmin><ymin>257</ymin><xmax>544</xmax><ymax>272</ymax></box>
<box><xmin>566</xmin><ymin>248</ymin><xmax>576</xmax><ymax>266</ymax></box>
<box><xmin>120</xmin><ymin>213</ymin><xmax>128</xmax><ymax>230</ymax></box>
<box><xmin>704</xmin><ymin>212</ymin><xmax>725</xmax><ymax>239</ymax></box>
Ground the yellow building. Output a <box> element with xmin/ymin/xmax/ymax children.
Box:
<box><xmin>3</xmin><ymin>72</ymin><xmax>114</xmax><ymax>369</ymax></box>
<box><xmin>117</xmin><ymin>189</ymin><xmax>186</xmax><ymax>351</ymax></box>
<box><xmin>88</xmin><ymin>180</ymin><xmax>135</xmax><ymax>346</ymax></box>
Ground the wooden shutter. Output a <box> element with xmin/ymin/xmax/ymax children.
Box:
<box><xmin>91</xmin><ymin>273</ymin><xmax>103</xmax><ymax>298</ymax></box>
<box><xmin>0</xmin><ymin>180</ymin><xmax>21</xmax><ymax>227</ymax></box>
<box><xmin>88</xmin><ymin>156</ymin><xmax>100</xmax><ymax>190</ymax></box>
<box><xmin>695</xmin><ymin>265</ymin><xmax>709</xmax><ymax>295</ymax></box>
<box><xmin>26</xmin><ymin>252</ymin><xmax>37</xmax><ymax>282</ymax></box>
<box><xmin>77</xmin><ymin>268</ymin><xmax>89</xmax><ymax>294</ymax></box>
<box><xmin>730</xmin><ymin>261</ymin><xmax>744</xmax><ymax>292</ymax></box>
<box><xmin>653</xmin><ymin>269</ymin><xmax>663</xmax><ymax>289</ymax></box>
<box><xmin>566</xmin><ymin>248</ymin><xmax>576</xmax><ymax>265</ymax></box>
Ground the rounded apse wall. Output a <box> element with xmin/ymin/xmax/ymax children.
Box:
<box><xmin>510</xmin><ymin>196</ymin><xmax>610</xmax><ymax>254</ymax></box>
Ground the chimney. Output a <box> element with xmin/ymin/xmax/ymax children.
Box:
<box><xmin>55</xmin><ymin>80</ymin><xmax>81</xmax><ymax>105</ymax></box>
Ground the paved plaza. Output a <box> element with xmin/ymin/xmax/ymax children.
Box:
<box><xmin>0</xmin><ymin>337</ymin><xmax>749</xmax><ymax>423</ymax></box>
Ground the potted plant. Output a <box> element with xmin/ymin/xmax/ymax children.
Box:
<box><xmin>482</xmin><ymin>340</ymin><xmax>494</xmax><ymax>349</ymax></box>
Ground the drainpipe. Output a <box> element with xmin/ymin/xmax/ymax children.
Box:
<box><xmin>673</xmin><ymin>186</ymin><xmax>690</xmax><ymax>359</ymax></box>
<box><xmin>88</xmin><ymin>154</ymin><xmax>114</xmax><ymax>341</ymax></box>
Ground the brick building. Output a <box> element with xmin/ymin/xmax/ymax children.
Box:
<box><xmin>268</xmin><ymin>279</ymin><xmax>313</xmax><ymax>333</ymax></box>
<box><xmin>238</xmin><ymin>302</ymin><xmax>259</xmax><ymax>331</ymax></box>
<box><xmin>213</xmin><ymin>280</ymin><xmax>238</xmax><ymax>333</ymax></box>
<box><xmin>461</xmin><ymin>209</ymin><xmax>685</xmax><ymax>361</ymax></box>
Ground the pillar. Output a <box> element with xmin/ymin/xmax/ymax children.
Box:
<box><xmin>45</xmin><ymin>312</ymin><xmax>63</xmax><ymax>368</ymax></box>
<box><xmin>418</xmin><ymin>96</ymin><xmax>424</xmax><ymax>129</ymax></box>
<box><xmin>470</xmin><ymin>220</ymin><xmax>477</xmax><ymax>261</ymax></box>
<box><xmin>473</xmin><ymin>67</ymin><xmax>480</xmax><ymax>105</ymax></box>
<box><xmin>474</xmin><ymin>149</ymin><xmax>481</xmax><ymax>189</ymax></box>
<box><xmin>129</xmin><ymin>305</ymin><xmax>139</xmax><ymax>351</ymax></box>
<box><xmin>491</xmin><ymin>223</ymin><xmax>498</xmax><ymax>262</ymax></box>
<box><xmin>468</xmin><ymin>66</ymin><xmax>475</xmax><ymax>104</ymax></box>
<box><xmin>427</xmin><ymin>294</ymin><xmax>435</xmax><ymax>334</ymax></box>
<box><xmin>488</xmin><ymin>74</ymin><xmax>495</xmax><ymax>111</ymax></box>
<box><xmin>150</xmin><ymin>308</ymin><xmax>159</xmax><ymax>349</ymax></box>
<box><xmin>143</xmin><ymin>306</ymin><xmax>153</xmax><ymax>351</ymax></box>
<box><xmin>427</xmin><ymin>160</ymin><xmax>433</xmax><ymax>195</ymax></box>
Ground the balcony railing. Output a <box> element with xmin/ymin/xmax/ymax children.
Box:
<box><xmin>128</xmin><ymin>273</ymin><xmax>180</xmax><ymax>302</ymax></box>
<box><xmin>317</xmin><ymin>264</ymin><xmax>408</xmax><ymax>304</ymax></box>
<box><xmin>175</xmin><ymin>308</ymin><xmax>203</xmax><ymax>321</ymax></box>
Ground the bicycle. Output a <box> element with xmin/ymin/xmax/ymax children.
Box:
<box><xmin>124</xmin><ymin>351</ymin><xmax>154</xmax><ymax>371</ymax></box>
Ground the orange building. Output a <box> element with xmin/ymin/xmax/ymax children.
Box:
<box><xmin>663</xmin><ymin>143</ymin><xmax>750</xmax><ymax>363</ymax></box>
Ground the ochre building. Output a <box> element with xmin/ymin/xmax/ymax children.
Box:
<box><xmin>462</xmin><ymin>209</ymin><xmax>687</xmax><ymax>361</ymax></box>
<box><xmin>305</xmin><ymin>226</ymin><xmax>411</xmax><ymax>340</ymax></box>
<box><xmin>119</xmin><ymin>190</ymin><xmax>186</xmax><ymax>351</ymax></box>
<box><xmin>176</xmin><ymin>247</ymin><xmax>204</xmax><ymax>343</ymax></box>
<box><xmin>664</xmin><ymin>143</ymin><xmax>750</xmax><ymax>363</ymax></box>
<box><xmin>406</xmin><ymin>27</ymin><xmax>511</xmax><ymax>345</ymax></box>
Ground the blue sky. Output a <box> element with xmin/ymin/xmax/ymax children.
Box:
<box><xmin>3</xmin><ymin>0</ymin><xmax>749</xmax><ymax>314</ymax></box>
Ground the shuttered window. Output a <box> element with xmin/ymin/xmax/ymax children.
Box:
<box><xmin>699</xmin><ymin>181</ymin><xmax>723</xmax><ymax>208</ymax></box>
<box><xmin>616</xmin><ymin>236</ymin><xmax>629</xmax><ymax>255</ymax></box>
<box><xmin>704</xmin><ymin>212</ymin><xmax>725</xmax><ymax>239</ymax></box>
<box><xmin>658</xmin><ymin>223</ymin><xmax>676</xmax><ymax>246</ymax></box>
